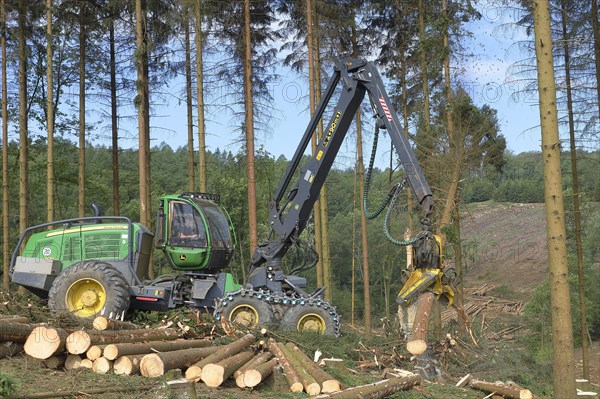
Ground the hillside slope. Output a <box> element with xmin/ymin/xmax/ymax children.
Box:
<box><xmin>460</xmin><ymin>202</ymin><xmax>548</xmax><ymax>294</ymax></box>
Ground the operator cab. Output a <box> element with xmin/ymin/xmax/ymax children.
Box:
<box><xmin>156</xmin><ymin>193</ymin><xmax>235</xmax><ymax>272</ymax></box>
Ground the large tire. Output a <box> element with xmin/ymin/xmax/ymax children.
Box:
<box><xmin>48</xmin><ymin>261</ymin><xmax>130</xmax><ymax>319</ymax></box>
<box><xmin>281</xmin><ymin>304</ymin><xmax>337</xmax><ymax>335</ymax></box>
<box><xmin>219</xmin><ymin>296</ymin><xmax>274</xmax><ymax>330</ymax></box>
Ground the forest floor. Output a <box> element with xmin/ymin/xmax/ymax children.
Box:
<box><xmin>1</xmin><ymin>201</ymin><xmax>598</xmax><ymax>398</ymax></box>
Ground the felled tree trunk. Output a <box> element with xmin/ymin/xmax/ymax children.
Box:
<box><xmin>0</xmin><ymin>315</ymin><xmax>29</xmax><ymax>324</ymax></box>
<box><xmin>267</xmin><ymin>339</ymin><xmax>303</xmax><ymax>393</ymax></box>
<box><xmin>65</xmin><ymin>328</ymin><xmax>180</xmax><ymax>354</ymax></box>
<box><xmin>24</xmin><ymin>326</ymin><xmax>69</xmax><ymax>359</ymax></box>
<box><xmin>0</xmin><ymin>342</ymin><xmax>23</xmax><ymax>359</ymax></box>
<box><xmin>243</xmin><ymin>358</ymin><xmax>278</xmax><ymax>388</ymax></box>
<box><xmin>92</xmin><ymin>316</ymin><xmax>140</xmax><ymax>331</ymax></box>
<box><xmin>185</xmin><ymin>334</ymin><xmax>255</xmax><ymax>381</ymax></box>
<box><xmin>311</xmin><ymin>375</ymin><xmax>421</xmax><ymax>399</ymax></box>
<box><xmin>0</xmin><ymin>321</ymin><xmax>40</xmax><ymax>343</ymax></box>
<box><xmin>86</xmin><ymin>345</ymin><xmax>105</xmax><ymax>361</ymax></box>
<box><xmin>140</xmin><ymin>346</ymin><xmax>219</xmax><ymax>378</ymax></box>
<box><xmin>201</xmin><ymin>350</ymin><xmax>254</xmax><ymax>387</ymax></box>
<box><xmin>64</xmin><ymin>354</ymin><xmax>83</xmax><ymax>371</ymax></box>
<box><xmin>406</xmin><ymin>291</ymin><xmax>436</xmax><ymax>355</ymax></box>
<box><xmin>114</xmin><ymin>354</ymin><xmax>146</xmax><ymax>375</ymax></box>
<box><xmin>279</xmin><ymin>342</ymin><xmax>320</xmax><ymax>395</ymax></box>
<box><xmin>469</xmin><ymin>379</ymin><xmax>533</xmax><ymax>399</ymax></box>
<box><xmin>92</xmin><ymin>357</ymin><xmax>113</xmax><ymax>374</ymax></box>
<box><xmin>234</xmin><ymin>352</ymin><xmax>273</xmax><ymax>388</ymax></box>
<box><xmin>104</xmin><ymin>338</ymin><xmax>211</xmax><ymax>360</ymax></box>
<box><xmin>43</xmin><ymin>355</ymin><xmax>66</xmax><ymax>369</ymax></box>
<box><xmin>285</xmin><ymin>343</ymin><xmax>341</xmax><ymax>393</ymax></box>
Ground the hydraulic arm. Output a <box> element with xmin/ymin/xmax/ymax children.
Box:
<box><xmin>250</xmin><ymin>58</ymin><xmax>433</xmax><ymax>271</ymax></box>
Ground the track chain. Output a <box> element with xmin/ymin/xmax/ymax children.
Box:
<box><xmin>213</xmin><ymin>288</ymin><xmax>341</xmax><ymax>336</ymax></box>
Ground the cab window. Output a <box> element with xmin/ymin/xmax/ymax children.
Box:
<box><xmin>169</xmin><ymin>201</ymin><xmax>207</xmax><ymax>248</ymax></box>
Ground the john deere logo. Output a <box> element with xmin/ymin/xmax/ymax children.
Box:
<box><xmin>42</xmin><ymin>247</ymin><xmax>52</xmax><ymax>257</ymax></box>
<box><xmin>179</xmin><ymin>254</ymin><xmax>187</xmax><ymax>261</ymax></box>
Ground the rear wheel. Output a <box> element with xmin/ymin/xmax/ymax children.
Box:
<box><xmin>219</xmin><ymin>296</ymin><xmax>274</xmax><ymax>330</ymax></box>
<box><xmin>48</xmin><ymin>261</ymin><xmax>130</xmax><ymax>319</ymax></box>
<box><xmin>281</xmin><ymin>304</ymin><xmax>338</xmax><ymax>335</ymax></box>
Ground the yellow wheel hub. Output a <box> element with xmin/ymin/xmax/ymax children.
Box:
<box><xmin>297</xmin><ymin>313</ymin><xmax>326</xmax><ymax>333</ymax></box>
<box><xmin>65</xmin><ymin>278</ymin><xmax>106</xmax><ymax>318</ymax></box>
<box><xmin>228</xmin><ymin>304</ymin><xmax>259</xmax><ymax>328</ymax></box>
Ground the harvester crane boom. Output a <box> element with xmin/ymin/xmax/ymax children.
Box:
<box><xmin>251</xmin><ymin>58</ymin><xmax>433</xmax><ymax>270</ymax></box>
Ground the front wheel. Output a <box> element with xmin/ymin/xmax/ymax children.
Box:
<box><xmin>218</xmin><ymin>295</ymin><xmax>274</xmax><ymax>330</ymax></box>
<box><xmin>280</xmin><ymin>303</ymin><xmax>339</xmax><ymax>335</ymax></box>
<box><xmin>48</xmin><ymin>261</ymin><xmax>130</xmax><ymax>319</ymax></box>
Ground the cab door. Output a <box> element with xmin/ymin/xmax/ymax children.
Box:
<box><xmin>164</xmin><ymin>200</ymin><xmax>209</xmax><ymax>270</ymax></box>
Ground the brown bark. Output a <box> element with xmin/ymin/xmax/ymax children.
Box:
<box><xmin>0</xmin><ymin>343</ymin><xmax>23</xmax><ymax>359</ymax></box>
<box><xmin>418</xmin><ymin>0</ymin><xmax>430</xmax><ymax>127</ymax></box>
<box><xmin>24</xmin><ymin>326</ymin><xmax>69</xmax><ymax>359</ymax></box>
<box><xmin>592</xmin><ymin>0</ymin><xmax>600</xmax><ymax>117</ymax></box>
<box><xmin>18</xmin><ymin>0</ymin><xmax>28</xmax><ymax>249</ymax></box>
<box><xmin>201</xmin><ymin>350</ymin><xmax>254</xmax><ymax>387</ymax></box>
<box><xmin>195</xmin><ymin>0</ymin><xmax>207</xmax><ymax>191</ymax></box>
<box><xmin>140</xmin><ymin>346</ymin><xmax>218</xmax><ymax>378</ymax></box>
<box><xmin>532</xmin><ymin>1</ymin><xmax>576</xmax><ymax>397</ymax></box>
<box><xmin>311</xmin><ymin>375</ymin><xmax>421</xmax><ymax>399</ymax></box>
<box><xmin>64</xmin><ymin>354</ymin><xmax>83</xmax><ymax>371</ymax></box>
<box><xmin>92</xmin><ymin>357</ymin><xmax>112</xmax><ymax>374</ymax></box>
<box><xmin>1</xmin><ymin>0</ymin><xmax>8</xmax><ymax>291</ymax></box>
<box><xmin>406</xmin><ymin>291</ymin><xmax>436</xmax><ymax>355</ymax></box>
<box><xmin>113</xmin><ymin>354</ymin><xmax>145</xmax><ymax>375</ymax></box>
<box><xmin>0</xmin><ymin>322</ymin><xmax>43</xmax><ymax>342</ymax></box>
<box><xmin>46</xmin><ymin>0</ymin><xmax>54</xmax><ymax>222</ymax></box>
<box><xmin>0</xmin><ymin>315</ymin><xmax>29</xmax><ymax>324</ymax></box>
<box><xmin>78</xmin><ymin>5</ymin><xmax>86</xmax><ymax>218</ymax></box>
<box><xmin>243</xmin><ymin>0</ymin><xmax>258</xmax><ymax>254</ymax></box>
<box><xmin>469</xmin><ymin>379</ymin><xmax>532</xmax><ymax>399</ymax></box>
<box><xmin>184</xmin><ymin>10</ymin><xmax>195</xmax><ymax>191</ymax></box>
<box><xmin>242</xmin><ymin>358</ymin><xmax>277</xmax><ymax>388</ymax></box>
<box><xmin>267</xmin><ymin>339</ymin><xmax>303</xmax><ymax>393</ymax></box>
<box><xmin>234</xmin><ymin>351</ymin><xmax>273</xmax><ymax>387</ymax></box>
<box><xmin>65</xmin><ymin>328</ymin><xmax>181</xmax><ymax>355</ymax></box>
<box><xmin>285</xmin><ymin>342</ymin><xmax>340</xmax><ymax>393</ymax></box>
<box><xmin>185</xmin><ymin>333</ymin><xmax>255</xmax><ymax>381</ymax></box>
<box><xmin>279</xmin><ymin>342</ymin><xmax>320</xmax><ymax>395</ymax></box>
<box><xmin>560</xmin><ymin>0</ymin><xmax>589</xmax><ymax>379</ymax></box>
<box><xmin>104</xmin><ymin>338</ymin><xmax>211</xmax><ymax>360</ymax></box>
<box><xmin>109</xmin><ymin>15</ymin><xmax>119</xmax><ymax>215</ymax></box>
<box><xmin>92</xmin><ymin>316</ymin><xmax>140</xmax><ymax>331</ymax></box>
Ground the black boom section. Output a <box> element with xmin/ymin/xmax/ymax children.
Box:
<box><xmin>251</xmin><ymin>59</ymin><xmax>433</xmax><ymax>268</ymax></box>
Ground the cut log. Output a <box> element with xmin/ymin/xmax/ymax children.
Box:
<box><xmin>185</xmin><ymin>334</ymin><xmax>255</xmax><ymax>382</ymax></box>
<box><xmin>201</xmin><ymin>350</ymin><xmax>254</xmax><ymax>387</ymax></box>
<box><xmin>64</xmin><ymin>354</ymin><xmax>83</xmax><ymax>371</ymax></box>
<box><xmin>285</xmin><ymin>343</ymin><xmax>341</xmax><ymax>393</ymax></box>
<box><xmin>234</xmin><ymin>352</ymin><xmax>273</xmax><ymax>388</ymax></box>
<box><xmin>310</xmin><ymin>375</ymin><xmax>421</xmax><ymax>399</ymax></box>
<box><xmin>104</xmin><ymin>338</ymin><xmax>211</xmax><ymax>360</ymax></box>
<box><xmin>469</xmin><ymin>379</ymin><xmax>533</xmax><ymax>399</ymax></box>
<box><xmin>267</xmin><ymin>338</ymin><xmax>303</xmax><ymax>393</ymax></box>
<box><xmin>243</xmin><ymin>358</ymin><xmax>278</xmax><ymax>388</ymax></box>
<box><xmin>456</xmin><ymin>374</ymin><xmax>472</xmax><ymax>388</ymax></box>
<box><xmin>80</xmin><ymin>358</ymin><xmax>93</xmax><ymax>369</ymax></box>
<box><xmin>86</xmin><ymin>345</ymin><xmax>105</xmax><ymax>361</ymax></box>
<box><xmin>0</xmin><ymin>315</ymin><xmax>29</xmax><ymax>324</ymax></box>
<box><xmin>0</xmin><ymin>342</ymin><xmax>23</xmax><ymax>359</ymax></box>
<box><xmin>65</xmin><ymin>328</ymin><xmax>180</xmax><ymax>354</ymax></box>
<box><xmin>92</xmin><ymin>357</ymin><xmax>113</xmax><ymax>374</ymax></box>
<box><xmin>43</xmin><ymin>355</ymin><xmax>66</xmax><ymax>369</ymax></box>
<box><xmin>0</xmin><ymin>321</ymin><xmax>40</xmax><ymax>343</ymax></box>
<box><xmin>140</xmin><ymin>346</ymin><xmax>219</xmax><ymax>378</ymax></box>
<box><xmin>406</xmin><ymin>291</ymin><xmax>436</xmax><ymax>355</ymax></box>
<box><xmin>279</xmin><ymin>342</ymin><xmax>320</xmax><ymax>395</ymax></box>
<box><xmin>113</xmin><ymin>354</ymin><xmax>146</xmax><ymax>375</ymax></box>
<box><xmin>92</xmin><ymin>316</ymin><xmax>141</xmax><ymax>331</ymax></box>
<box><xmin>24</xmin><ymin>326</ymin><xmax>69</xmax><ymax>359</ymax></box>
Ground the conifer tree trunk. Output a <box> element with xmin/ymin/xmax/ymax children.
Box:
<box><xmin>46</xmin><ymin>0</ymin><xmax>55</xmax><ymax>222</ymax></box>
<box><xmin>195</xmin><ymin>0</ymin><xmax>206</xmax><ymax>192</ymax></box>
<box><xmin>109</xmin><ymin>15</ymin><xmax>119</xmax><ymax>215</ymax></box>
<box><xmin>560</xmin><ymin>0</ymin><xmax>589</xmax><ymax>379</ymax></box>
<box><xmin>418</xmin><ymin>0</ymin><xmax>430</xmax><ymax>127</ymax></box>
<box><xmin>532</xmin><ymin>1</ymin><xmax>576</xmax><ymax>396</ymax></box>
<box><xmin>18</xmin><ymin>0</ymin><xmax>28</xmax><ymax>245</ymax></box>
<box><xmin>1</xmin><ymin>0</ymin><xmax>9</xmax><ymax>290</ymax></box>
<box><xmin>78</xmin><ymin>5</ymin><xmax>86</xmax><ymax>218</ymax></box>
<box><xmin>592</xmin><ymin>0</ymin><xmax>600</xmax><ymax>115</ymax></box>
<box><xmin>243</xmin><ymin>0</ymin><xmax>258</xmax><ymax>255</ymax></box>
<box><xmin>306</xmin><ymin>0</ymin><xmax>324</xmax><ymax>288</ymax></box>
<box><xmin>184</xmin><ymin>10</ymin><xmax>195</xmax><ymax>192</ymax></box>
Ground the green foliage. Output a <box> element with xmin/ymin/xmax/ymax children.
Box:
<box><xmin>0</xmin><ymin>373</ymin><xmax>17</xmax><ymax>397</ymax></box>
